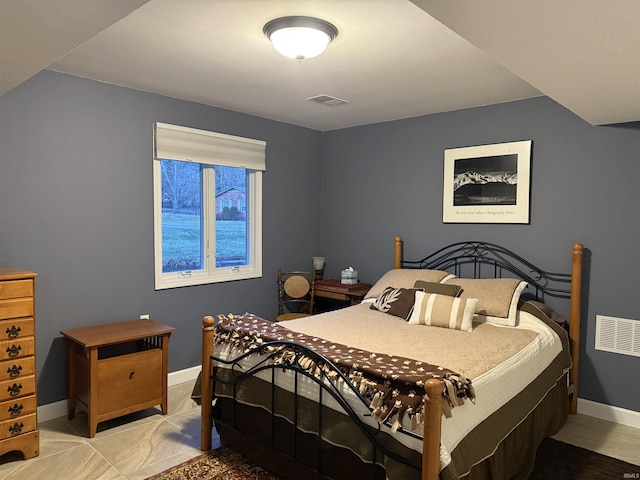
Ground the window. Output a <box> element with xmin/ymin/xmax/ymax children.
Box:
<box><xmin>153</xmin><ymin>123</ymin><xmax>266</xmax><ymax>289</ymax></box>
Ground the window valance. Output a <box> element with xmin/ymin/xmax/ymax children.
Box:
<box><xmin>154</xmin><ymin>122</ymin><xmax>266</xmax><ymax>171</ymax></box>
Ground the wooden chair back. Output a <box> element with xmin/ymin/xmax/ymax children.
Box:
<box><xmin>277</xmin><ymin>270</ymin><xmax>315</xmax><ymax>321</ymax></box>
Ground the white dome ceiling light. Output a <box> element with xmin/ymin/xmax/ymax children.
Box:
<box><xmin>263</xmin><ymin>16</ymin><xmax>338</xmax><ymax>61</ymax></box>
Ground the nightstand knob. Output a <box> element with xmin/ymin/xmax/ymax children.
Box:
<box><xmin>7</xmin><ymin>383</ymin><xmax>23</xmax><ymax>396</ymax></box>
<box><xmin>129</xmin><ymin>370</ymin><xmax>135</xmax><ymax>379</ymax></box>
<box><xmin>6</xmin><ymin>344</ymin><xmax>21</xmax><ymax>357</ymax></box>
<box><xmin>7</xmin><ymin>364</ymin><xmax>22</xmax><ymax>377</ymax></box>
<box><xmin>9</xmin><ymin>422</ymin><xmax>24</xmax><ymax>436</ymax></box>
<box><xmin>8</xmin><ymin>403</ymin><xmax>23</xmax><ymax>417</ymax></box>
<box><xmin>6</xmin><ymin>326</ymin><xmax>21</xmax><ymax>338</ymax></box>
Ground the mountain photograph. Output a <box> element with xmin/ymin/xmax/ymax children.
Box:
<box><xmin>453</xmin><ymin>154</ymin><xmax>518</xmax><ymax>206</ymax></box>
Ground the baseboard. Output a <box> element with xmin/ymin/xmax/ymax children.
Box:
<box><xmin>168</xmin><ymin>365</ymin><xmax>201</xmax><ymax>385</ymax></box>
<box><xmin>577</xmin><ymin>398</ymin><xmax>640</xmax><ymax>430</ymax></box>
<box><xmin>37</xmin><ymin>364</ymin><xmax>201</xmax><ymax>423</ymax></box>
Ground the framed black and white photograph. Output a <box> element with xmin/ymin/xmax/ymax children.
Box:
<box><xmin>443</xmin><ymin>140</ymin><xmax>532</xmax><ymax>224</ymax></box>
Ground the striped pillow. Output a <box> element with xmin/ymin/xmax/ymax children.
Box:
<box><xmin>408</xmin><ymin>291</ymin><xmax>477</xmax><ymax>332</ymax></box>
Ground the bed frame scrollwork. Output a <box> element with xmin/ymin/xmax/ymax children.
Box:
<box><xmin>394</xmin><ymin>236</ymin><xmax>583</xmax><ymax>416</ymax></box>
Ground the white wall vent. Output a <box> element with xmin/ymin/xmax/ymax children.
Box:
<box><xmin>595</xmin><ymin>315</ymin><xmax>640</xmax><ymax>358</ymax></box>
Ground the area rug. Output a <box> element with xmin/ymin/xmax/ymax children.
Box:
<box><xmin>147</xmin><ymin>439</ymin><xmax>639</xmax><ymax>479</ymax></box>
<box><xmin>145</xmin><ymin>446</ymin><xmax>281</xmax><ymax>480</ymax></box>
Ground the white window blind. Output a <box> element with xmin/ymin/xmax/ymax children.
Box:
<box><xmin>154</xmin><ymin>122</ymin><xmax>266</xmax><ymax>170</ymax></box>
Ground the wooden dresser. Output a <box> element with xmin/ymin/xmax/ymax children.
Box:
<box><xmin>0</xmin><ymin>268</ymin><xmax>39</xmax><ymax>460</ymax></box>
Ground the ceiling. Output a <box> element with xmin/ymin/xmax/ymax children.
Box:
<box><xmin>1</xmin><ymin>0</ymin><xmax>638</xmax><ymax>131</ymax></box>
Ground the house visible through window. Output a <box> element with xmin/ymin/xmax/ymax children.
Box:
<box><xmin>153</xmin><ymin>123</ymin><xmax>266</xmax><ymax>289</ymax></box>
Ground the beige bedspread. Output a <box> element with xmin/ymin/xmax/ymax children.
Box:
<box><xmin>282</xmin><ymin>302</ymin><xmax>539</xmax><ymax>380</ymax></box>
<box><xmin>199</xmin><ymin>301</ymin><xmax>569</xmax><ymax>480</ymax></box>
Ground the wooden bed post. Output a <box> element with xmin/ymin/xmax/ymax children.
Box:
<box><xmin>423</xmin><ymin>378</ymin><xmax>443</xmax><ymax>480</ymax></box>
<box><xmin>394</xmin><ymin>236</ymin><xmax>403</xmax><ymax>269</ymax></box>
<box><xmin>569</xmin><ymin>243</ymin><xmax>583</xmax><ymax>415</ymax></box>
<box><xmin>201</xmin><ymin>315</ymin><xmax>215</xmax><ymax>451</ymax></box>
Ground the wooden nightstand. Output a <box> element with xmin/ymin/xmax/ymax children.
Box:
<box><xmin>60</xmin><ymin>319</ymin><xmax>175</xmax><ymax>437</ymax></box>
<box><xmin>314</xmin><ymin>279</ymin><xmax>372</xmax><ymax>312</ymax></box>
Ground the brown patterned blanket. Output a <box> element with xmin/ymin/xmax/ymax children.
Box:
<box><xmin>213</xmin><ymin>313</ymin><xmax>475</xmax><ymax>432</ymax></box>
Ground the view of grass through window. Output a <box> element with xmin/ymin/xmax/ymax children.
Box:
<box><xmin>161</xmin><ymin>160</ymin><xmax>248</xmax><ymax>272</ymax></box>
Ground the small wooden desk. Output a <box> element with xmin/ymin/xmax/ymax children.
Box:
<box><xmin>60</xmin><ymin>319</ymin><xmax>175</xmax><ymax>437</ymax></box>
<box><xmin>314</xmin><ymin>279</ymin><xmax>372</xmax><ymax>309</ymax></box>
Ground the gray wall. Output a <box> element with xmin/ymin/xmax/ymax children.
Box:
<box><xmin>320</xmin><ymin>97</ymin><xmax>640</xmax><ymax>413</ymax></box>
<box><xmin>1</xmin><ymin>71</ymin><xmax>639</xmax><ymax>414</ymax></box>
<box><xmin>0</xmin><ymin>71</ymin><xmax>322</xmax><ymax>404</ymax></box>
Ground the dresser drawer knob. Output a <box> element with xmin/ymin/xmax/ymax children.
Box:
<box><xmin>6</xmin><ymin>344</ymin><xmax>22</xmax><ymax>357</ymax></box>
<box><xmin>7</xmin><ymin>364</ymin><xmax>23</xmax><ymax>377</ymax></box>
<box><xmin>8</xmin><ymin>403</ymin><xmax>23</xmax><ymax>417</ymax></box>
<box><xmin>129</xmin><ymin>370</ymin><xmax>135</xmax><ymax>379</ymax></box>
<box><xmin>9</xmin><ymin>422</ymin><xmax>24</xmax><ymax>436</ymax></box>
<box><xmin>6</xmin><ymin>326</ymin><xmax>22</xmax><ymax>338</ymax></box>
<box><xmin>7</xmin><ymin>383</ymin><xmax>23</xmax><ymax>396</ymax></box>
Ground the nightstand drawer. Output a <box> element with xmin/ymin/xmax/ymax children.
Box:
<box><xmin>97</xmin><ymin>348</ymin><xmax>163</xmax><ymax>416</ymax></box>
<box><xmin>0</xmin><ymin>280</ymin><xmax>33</xmax><ymax>300</ymax></box>
<box><xmin>0</xmin><ymin>318</ymin><xmax>35</xmax><ymax>340</ymax></box>
<box><xmin>0</xmin><ymin>357</ymin><xmax>36</xmax><ymax>381</ymax></box>
<box><xmin>0</xmin><ymin>413</ymin><xmax>37</xmax><ymax>438</ymax></box>
<box><xmin>0</xmin><ymin>337</ymin><xmax>35</xmax><ymax>361</ymax></box>
<box><xmin>0</xmin><ymin>395</ymin><xmax>37</xmax><ymax>421</ymax></box>
<box><xmin>0</xmin><ymin>375</ymin><xmax>36</xmax><ymax>402</ymax></box>
<box><xmin>0</xmin><ymin>298</ymin><xmax>33</xmax><ymax>320</ymax></box>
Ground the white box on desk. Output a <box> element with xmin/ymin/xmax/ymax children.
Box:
<box><xmin>341</xmin><ymin>269</ymin><xmax>358</xmax><ymax>284</ymax></box>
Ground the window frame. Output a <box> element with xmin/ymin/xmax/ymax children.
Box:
<box><xmin>153</xmin><ymin>123</ymin><xmax>265</xmax><ymax>290</ymax></box>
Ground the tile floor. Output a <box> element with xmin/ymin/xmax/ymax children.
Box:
<box><xmin>0</xmin><ymin>380</ymin><xmax>638</xmax><ymax>479</ymax></box>
<box><xmin>0</xmin><ymin>380</ymin><xmax>218</xmax><ymax>480</ymax></box>
<box><xmin>552</xmin><ymin>412</ymin><xmax>640</xmax><ymax>467</ymax></box>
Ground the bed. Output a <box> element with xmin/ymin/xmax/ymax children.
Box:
<box><xmin>197</xmin><ymin>236</ymin><xmax>584</xmax><ymax>480</ymax></box>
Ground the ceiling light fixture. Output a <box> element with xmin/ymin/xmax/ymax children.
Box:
<box><xmin>263</xmin><ymin>16</ymin><xmax>338</xmax><ymax>61</ymax></box>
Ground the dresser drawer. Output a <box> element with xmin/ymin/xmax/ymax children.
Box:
<box><xmin>0</xmin><ymin>412</ymin><xmax>37</xmax><ymax>438</ymax></box>
<box><xmin>0</xmin><ymin>298</ymin><xmax>34</xmax><ymax>320</ymax></box>
<box><xmin>0</xmin><ymin>280</ymin><xmax>33</xmax><ymax>301</ymax></box>
<box><xmin>0</xmin><ymin>375</ymin><xmax>36</xmax><ymax>402</ymax></box>
<box><xmin>0</xmin><ymin>337</ymin><xmax>35</xmax><ymax>361</ymax></box>
<box><xmin>0</xmin><ymin>357</ymin><xmax>35</xmax><ymax>382</ymax></box>
<box><xmin>0</xmin><ymin>395</ymin><xmax>37</xmax><ymax>422</ymax></box>
<box><xmin>0</xmin><ymin>318</ymin><xmax>35</xmax><ymax>340</ymax></box>
<box><xmin>0</xmin><ymin>270</ymin><xmax>38</xmax><ymax>458</ymax></box>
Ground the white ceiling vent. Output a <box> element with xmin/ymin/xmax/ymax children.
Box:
<box><xmin>595</xmin><ymin>315</ymin><xmax>640</xmax><ymax>358</ymax></box>
<box><xmin>307</xmin><ymin>94</ymin><xmax>348</xmax><ymax>107</ymax></box>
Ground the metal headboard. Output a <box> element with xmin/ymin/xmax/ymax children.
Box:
<box><xmin>400</xmin><ymin>241</ymin><xmax>572</xmax><ymax>302</ymax></box>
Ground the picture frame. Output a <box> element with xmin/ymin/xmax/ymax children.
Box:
<box><xmin>442</xmin><ymin>140</ymin><xmax>532</xmax><ymax>224</ymax></box>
